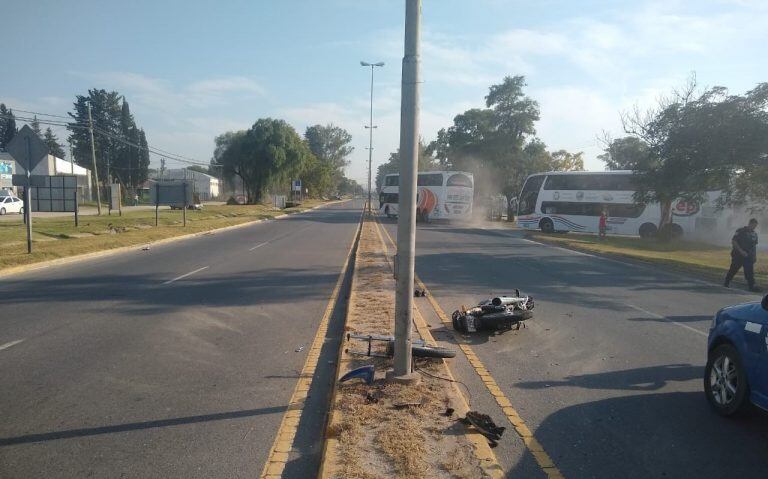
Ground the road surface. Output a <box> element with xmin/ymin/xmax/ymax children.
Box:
<box><xmin>380</xmin><ymin>217</ymin><xmax>767</xmax><ymax>479</ymax></box>
<box><xmin>0</xmin><ymin>200</ymin><xmax>362</xmax><ymax>478</ymax></box>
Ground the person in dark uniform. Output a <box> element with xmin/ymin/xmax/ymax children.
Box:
<box><xmin>724</xmin><ymin>218</ymin><xmax>760</xmax><ymax>292</ymax></box>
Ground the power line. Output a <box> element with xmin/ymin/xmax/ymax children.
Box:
<box><xmin>8</xmin><ymin>108</ymin><xmax>72</xmax><ymax>120</ymax></box>
<box><xmin>1</xmin><ymin>109</ymin><xmax>210</xmax><ymax>167</ymax></box>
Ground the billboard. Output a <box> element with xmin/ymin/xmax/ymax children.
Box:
<box><xmin>29</xmin><ymin>175</ymin><xmax>78</xmax><ymax>212</ymax></box>
<box><xmin>149</xmin><ymin>180</ymin><xmax>193</xmax><ymax>206</ymax></box>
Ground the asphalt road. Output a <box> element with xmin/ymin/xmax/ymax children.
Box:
<box><xmin>380</xmin><ymin>218</ymin><xmax>768</xmax><ymax>479</ymax></box>
<box><xmin>0</xmin><ymin>199</ymin><xmax>362</xmax><ymax>478</ymax></box>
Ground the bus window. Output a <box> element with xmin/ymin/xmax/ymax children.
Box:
<box><xmin>384</xmin><ymin>176</ymin><xmax>399</xmax><ymax>187</ymax></box>
<box><xmin>446</xmin><ymin>173</ymin><xmax>472</xmax><ymax>188</ymax></box>
<box><xmin>417</xmin><ymin>173</ymin><xmax>443</xmax><ymax>186</ymax></box>
<box><xmin>541</xmin><ymin>201</ymin><xmax>644</xmax><ymax>218</ymax></box>
<box><xmin>518</xmin><ymin>175</ymin><xmax>545</xmax><ymax>215</ymax></box>
<box><xmin>380</xmin><ymin>193</ymin><xmax>399</xmax><ymax>204</ymax></box>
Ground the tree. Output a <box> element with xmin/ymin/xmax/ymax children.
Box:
<box><xmin>304</xmin><ymin>124</ymin><xmax>354</xmax><ymax>195</ymax></box>
<box><xmin>623</xmin><ymin>79</ymin><xmax>768</xmax><ymax>235</ymax></box>
<box><xmin>30</xmin><ymin>116</ymin><xmax>42</xmax><ymax>135</ymax></box>
<box><xmin>187</xmin><ymin>165</ymin><xmax>211</xmax><ymax>175</ymax></box>
<box><xmin>427</xmin><ymin>75</ymin><xmax>544</xmax><ymax>197</ymax></box>
<box><xmin>216</xmin><ymin>119</ymin><xmax>311</xmax><ymax>203</ymax></box>
<box><xmin>598</xmin><ymin>136</ymin><xmax>649</xmax><ymax>170</ymax></box>
<box><xmin>549</xmin><ymin>150</ymin><xmax>584</xmax><ymax>172</ymax></box>
<box><xmin>43</xmin><ymin>127</ymin><xmax>66</xmax><ymax>158</ymax></box>
<box><xmin>0</xmin><ymin>104</ymin><xmax>17</xmax><ymax>149</ymax></box>
<box><xmin>67</xmin><ymin>90</ymin><xmax>149</xmax><ymax>187</ymax></box>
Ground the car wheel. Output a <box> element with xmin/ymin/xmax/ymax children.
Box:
<box><xmin>0</xmin><ymin>207</ymin><xmax>5</xmax><ymax>215</ymax></box>
<box><xmin>540</xmin><ymin>217</ymin><xmax>555</xmax><ymax>234</ymax></box>
<box><xmin>704</xmin><ymin>344</ymin><xmax>750</xmax><ymax>416</ymax></box>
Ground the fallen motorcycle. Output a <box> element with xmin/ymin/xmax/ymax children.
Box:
<box><xmin>452</xmin><ymin>290</ymin><xmax>534</xmax><ymax>333</ymax></box>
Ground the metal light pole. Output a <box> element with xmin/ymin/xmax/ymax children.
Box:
<box><xmin>392</xmin><ymin>0</ymin><xmax>421</xmax><ymax>380</ymax></box>
<box><xmin>360</xmin><ymin>60</ymin><xmax>384</xmax><ymax>213</ymax></box>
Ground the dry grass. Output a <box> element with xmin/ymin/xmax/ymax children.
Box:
<box><xmin>325</xmin><ymin>218</ymin><xmax>488</xmax><ymax>479</ymax></box>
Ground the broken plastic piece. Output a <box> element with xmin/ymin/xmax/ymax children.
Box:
<box><xmin>339</xmin><ymin>365</ymin><xmax>375</xmax><ymax>385</ymax></box>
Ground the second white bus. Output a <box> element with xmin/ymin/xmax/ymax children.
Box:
<box><xmin>379</xmin><ymin>171</ymin><xmax>474</xmax><ymax>221</ymax></box>
<box><xmin>516</xmin><ymin>170</ymin><xmax>702</xmax><ymax>237</ymax></box>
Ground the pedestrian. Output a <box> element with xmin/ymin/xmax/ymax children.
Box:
<box><xmin>134</xmin><ymin>193</ymin><xmax>139</xmax><ymax>206</ymax></box>
<box><xmin>598</xmin><ymin>208</ymin><xmax>608</xmax><ymax>239</ymax></box>
<box><xmin>724</xmin><ymin>218</ymin><xmax>761</xmax><ymax>292</ymax></box>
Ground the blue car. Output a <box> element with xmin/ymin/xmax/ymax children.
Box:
<box><xmin>705</xmin><ymin>294</ymin><xmax>768</xmax><ymax>415</ymax></box>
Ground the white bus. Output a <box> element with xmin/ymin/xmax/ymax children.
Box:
<box><xmin>379</xmin><ymin>171</ymin><xmax>474</xmax><ymax>221</ymax></box>
<box><xmin>516</xmin><ymin>170</ymin><xmax>703</xmax><ymax>237</ymax></box>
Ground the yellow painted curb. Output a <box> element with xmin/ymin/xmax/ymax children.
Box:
<box><xmin>376</xmin><ymin>218</ymin><xmax>566</xmax><ymax>479</ymax></box>
<box><xmin>262</xmin><ymin>207</ymin><xmax>364</xmax><ymax>479</ymax></box>
<box><xmin>371</xmin><ymin>217</ymin><xmax>504</xmax><ymax>479</ymax></box>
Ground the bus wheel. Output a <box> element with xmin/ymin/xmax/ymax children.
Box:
<box><xmin>669</xmin><ymin>224</ymin><xmax>684</xmax><ymax>239</ymax></box>
<box><xmin>639</xmin><ymin>222</ymin><xmax>657</xmax><ymax>239</ymax></box>
<box><xmin>540</xmin><ymin>218</ymin><xmax>555</xmax><ymax>234</ymax></box>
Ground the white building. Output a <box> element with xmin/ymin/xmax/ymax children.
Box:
<box><xmin>3</xmin><ymin>152</ymin><xmax>92</xmax><ymax>199</ymax></box>
<box><xmin>162</xmin><ymin>169</ymin><xmax>220</xmax><ymax>201</ymax></box>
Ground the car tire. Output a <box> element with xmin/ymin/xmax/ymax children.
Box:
<box><xmin>0</xmin><ymin>207</ymin><xmax>5</xmax><ymax>215</ymax></box>
<box><xmin>540</xmin><ymin>217</ymin><xmax>555</xmax><ymax>234</ymax></box>
<box><xmin>704</xmin><ymin>344</ymin><xmax>750</xmax><ymax>417</ymax></box>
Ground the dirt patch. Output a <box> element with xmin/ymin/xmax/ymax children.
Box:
<box><xmin>322</xmin><ymin>217</ymin><xmax>497</xmax><ymax>478</ymax></box>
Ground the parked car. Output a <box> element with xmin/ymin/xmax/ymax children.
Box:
<box><xmin>0</xmin><ymin>195</ymin><xmax>24</xmax><ymax>215</ymax></box>
<box><xmin>705</xmin><ymin>294</ymin><xmax>768</xmax><ymax>415</ymax></box>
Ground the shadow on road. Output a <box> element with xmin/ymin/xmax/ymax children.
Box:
<box><xmin>506</xmin><ymin>392</ymin><xmax>768</xmax><ymax>479</ymax></box>
<box><xmin>0</xmin><ymin>405</ymin><xmax>286</xmax><ymax>447</ymax></box>
<box><xmin>516</xmin><ymin>364</ymin><xmax>701</xmax><ymax>392</ymax></box>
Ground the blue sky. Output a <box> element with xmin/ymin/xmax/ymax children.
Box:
<box><xmin>3</xmin><ymin>0</ymin><xmax>767</xmax><ymax>184</ymax></box>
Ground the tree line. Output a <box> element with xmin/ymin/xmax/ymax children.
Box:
<box><xmin>212</xmin><ymin>120</ymin><xmax>360</xmax><ymax>203</ymax></box>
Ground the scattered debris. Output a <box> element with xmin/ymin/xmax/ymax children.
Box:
<box><xmin>295</xmin><ymin>346</ymin><xmax>304</xmax><ymax>352</ymax></box>
<box><xmin>346</xmin><ymin>332</ymin><xmax>456</xmax><ymax>359</ymax></box>
<box><xmin>452</xmin><ymin>292</ymin><xmax>535</xmax><ymax>333</ymax></box>
<box><xmin>394</xmin><ymin>401</ymin><xmax>423</xmax><ymax>409</ymax></box>
<box><xmin>141</xmin><ymin>245</ymin><xmax>150</xmax><ymax>251</ymax></box>
<box><xmin>339</xmin><ymin>365</ymin><xmax>375</xmax><ymax>385</ymax></box>
<box><xmin>414</xmin><ymin>288</ymin><xmax>427</xmax><ymax>297</ymax></box>
<box><xmin>443</xmin><ymin>407</ymin><xmax>455</xmax><ymax>417</ymax></box>
<box><xmin>462</xmin><ymin>411</ymin><xmax>506</xmax><ymax>447</ymax></box>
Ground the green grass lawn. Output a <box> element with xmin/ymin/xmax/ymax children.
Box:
<box><xmin>0</xmin><ymin>200</ymin><xmax>329</xmax><ymax>271</ymax></box>
<box><xmin>525</xmin><ymin>230</ymin><xmax>767</xmax><ymax>288</ymax></box>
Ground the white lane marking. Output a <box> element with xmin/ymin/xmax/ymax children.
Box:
<box><xmin>162</xmin><ymin>266</ymin><xmax>209</xmax><ymax>285</ymax></box>
<box><xmin>249</xmin><ymin>241</ymin><xmax>269</xmax><ymax>251</ymax></box>
<box><xmin>0</xmin><ymin>339</ymin><xmax>25</xmax><ymax>351</ymax></box>
<box><xmin>626</xmin><ymin>303</ymin><xmax>709</xmax><ymax>337</ymax></box>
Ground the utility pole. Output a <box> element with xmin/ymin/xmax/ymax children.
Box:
<box><xmin>24</xmin><ymin>136</ymin><xmax>33</xmax><ymax>254</ymax></box>
<box><xmin>361</xmin><ymin>60</ymin><xmax>384</xmax><ymax>213</ymax></box>
<box><xmin>87</xmin><ymin>101</ymin><xmax>102</xmax><ymax>215</ymax></box>
<box><xmin>391</xmin><ymin>0</ymin><xmax>421</xmax><ymax>381</ymax></box>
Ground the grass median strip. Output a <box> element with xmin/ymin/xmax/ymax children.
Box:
<box><xmin>0</xmin><ymin>201</ymin><xmax>327</xmax><ymax>272</ymax></box>
<box><xmin>524</xmin><ymin>230</ymin><xmax>767</xmax><ymax>288</ymax></box>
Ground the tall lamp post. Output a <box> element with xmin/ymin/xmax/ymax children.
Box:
<box><xmin>360</xmin><ymin>60</ymin><xmax>384</xmax><ymax>213</ymax></box>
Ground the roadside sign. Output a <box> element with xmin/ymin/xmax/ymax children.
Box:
<box><xmin>149</xmin><ymin>180</ymin><xmax>193</xmax><ymax>205</ymax></box>
<box><xmin>110</xmin><ymin>184</ymin><xmax>121</xmax><ymax>210</ymax></box>
<box><xmin>292</xmin><ymin>179</ymin><xmax>302</xmax><ymax>192</ymax></box>
<box><xmin>29</xmin><ymin>175</ymin><xmax>78</xmax><ymax>212</ymax></box>
<box><xmin>6</xmin><ymin>125</ymin><xmax>49</xmax><ymax>174</ymax></box>
<box><xmin>12</xmin><ymin>174</ymin><xmax>47</xmax><ymax>187</ymax></box>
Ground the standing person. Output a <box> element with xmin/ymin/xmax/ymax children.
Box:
<box><xmin>724</xmin><ymin>218</ymin><xmax>760</xmax><ymax>292</ymax></box>
<box><xmin>598</xmin><ymin>208</ymin><xmax>608</xmax><ymax>239</ymax></box>
<box><xmin>133</xmin><ymin>192</ymin><xmax>139</xmax><ymax>206</ymax></box>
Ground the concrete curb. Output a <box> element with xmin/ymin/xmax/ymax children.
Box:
<box><xmin>0</xmin><ymin>201</ymin><xmax>343</xmax><ymax>280</ymax></box>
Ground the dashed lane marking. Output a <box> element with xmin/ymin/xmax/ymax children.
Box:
<box><xmin>377</xmin><ymin>220</ymin><xmax>565</xmax><ymax>479</ymax></box>
<box><xmin>0</xmin><ymin>339</ymin><xmax>25</xmax><ymax>351</ymax></box>
<box><xmin>162</xmin><ymin>266</ymin><xmax>209</xmax><ymax>285</ymax></box>
<box><xmin>626</xmin><ymin>303</ymin><xmax>709</xmax><ymax>338</ymax></box>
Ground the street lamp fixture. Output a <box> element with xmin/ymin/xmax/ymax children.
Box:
<box><xmin>361</xmin><ymin>60</ymin><xmax>384</xmax><ymax>212</ymax></box>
